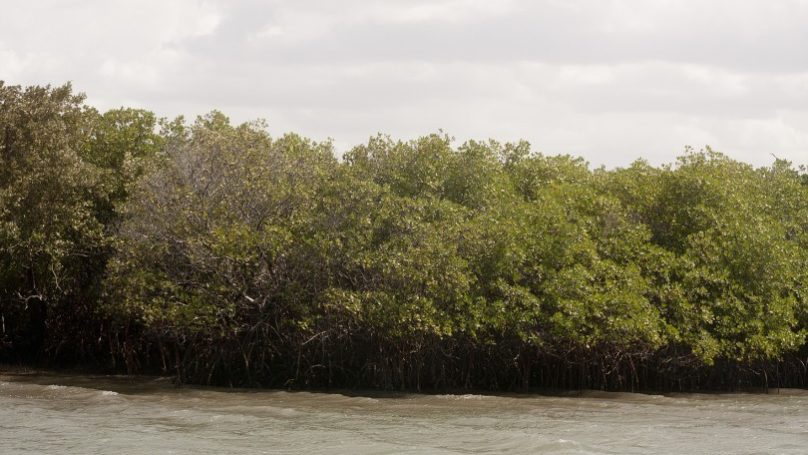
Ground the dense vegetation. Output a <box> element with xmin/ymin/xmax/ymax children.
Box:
<box><xmin>2</xmin><ymin>82</ymin><xmax>808</xmax><ymax>391</ymax></box>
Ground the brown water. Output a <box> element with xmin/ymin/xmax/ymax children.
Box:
<box><xmin>1</xmin><ymin>372</ymin><xmax>807</xmax><ymax>454</ymax></box>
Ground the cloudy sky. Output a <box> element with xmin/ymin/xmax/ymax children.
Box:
<box><xmin>2</xmin><ymin>0</ymin><xmax>807</xmax><ymax>167</ymax></box>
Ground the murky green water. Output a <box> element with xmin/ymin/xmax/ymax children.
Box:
<box><xmin>1</xmin><ymin>372</ymin><xmax>807</xmax><ymax>454</ymax></box>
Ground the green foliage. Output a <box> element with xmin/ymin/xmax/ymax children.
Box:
<box><xmin>0</xmin><ymin>83</ymin><xmax>107</xmax><ymax>358</ymax></box>
<box><xmin>3</xmin><ymin>81</ymin><xmax>808</xmax><ymax>390</ymax></box>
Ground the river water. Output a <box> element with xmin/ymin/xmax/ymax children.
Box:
<box><xmin>1</xmin><ymin>372</ymin><xmax>806</xmax><ymax>454</ymax></box>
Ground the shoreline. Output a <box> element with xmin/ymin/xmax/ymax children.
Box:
<box><xmin>3</xmin><ymin>366</ymin><xmax>805</xmax><ymax>398</ymax></box>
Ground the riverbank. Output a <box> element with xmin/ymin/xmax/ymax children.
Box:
<box><xmin>1</xmin><ymin>365</ymin><xmax>802</xmax><ymax>397</ymax></box>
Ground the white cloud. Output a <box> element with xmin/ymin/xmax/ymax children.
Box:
<box><xmin>0</xmin><ymin>47</ymin><xmax>27</xmax><ymax>80</ymax></box>
<box><xmin>1</xmin><ymin>0</ymin><xmax>807</xmax><ymax>167</ymax></box>
<box><xmin>370</xmin><ymin>0</ymin><xmax>517</xmax><ymax>24</ymax></box>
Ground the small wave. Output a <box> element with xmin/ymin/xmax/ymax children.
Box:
<box><xmin>536</xmin><ymin>438</ymin><xmax>604</xmax><ymax>454</ymax></box>
<box><xmin>277</xmin><ymin>407</ymin><xmax>304</xmax><ymax>417</ymax></box>
<box><xmin>435</xmin><ymin>394</ymin><xmax>491</xmax><ymax>401</ymax></box>
<box><xmin>100</xmin><ymin>390</ymin><xmax>119</xmax><ymax>396</ymax></box>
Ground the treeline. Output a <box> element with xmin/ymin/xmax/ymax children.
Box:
<box><xmin>2</xmin><ymin>82</ymin><xmax>808</xmax><ymax>391</ymax></box>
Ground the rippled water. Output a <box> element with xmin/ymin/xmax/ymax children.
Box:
<box><xmin>2</xmin><ymin>372</ymin><xmax>807</xmax><ymax>454</ymax></box>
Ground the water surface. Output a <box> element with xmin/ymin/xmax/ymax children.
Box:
<box><xmin>1</xmin><ymin>372</ymin><xmax>806</xmax><ymax>454</ymax></box>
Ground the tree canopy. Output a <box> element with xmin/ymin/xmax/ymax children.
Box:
<box><xmin>2</xmin><ymin>82</ymin><xmax>807</xmax><ymax>391</ymax></box>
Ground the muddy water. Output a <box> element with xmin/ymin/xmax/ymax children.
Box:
<box><xmin>1</xmin><ymin>372</ymin><xmax>806</xmax><ymax>454</ymax></box>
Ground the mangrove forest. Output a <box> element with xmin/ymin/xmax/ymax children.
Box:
<box><xmin>2</xmin><ymin>81</ymin><xmax>808</xmax><ymax>392</ymax></box>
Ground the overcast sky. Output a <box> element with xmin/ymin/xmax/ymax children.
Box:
<box><xmin>2</xmin><ymin>0</ymin><xmax>807</xmax><ymax>167</ymax></box>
